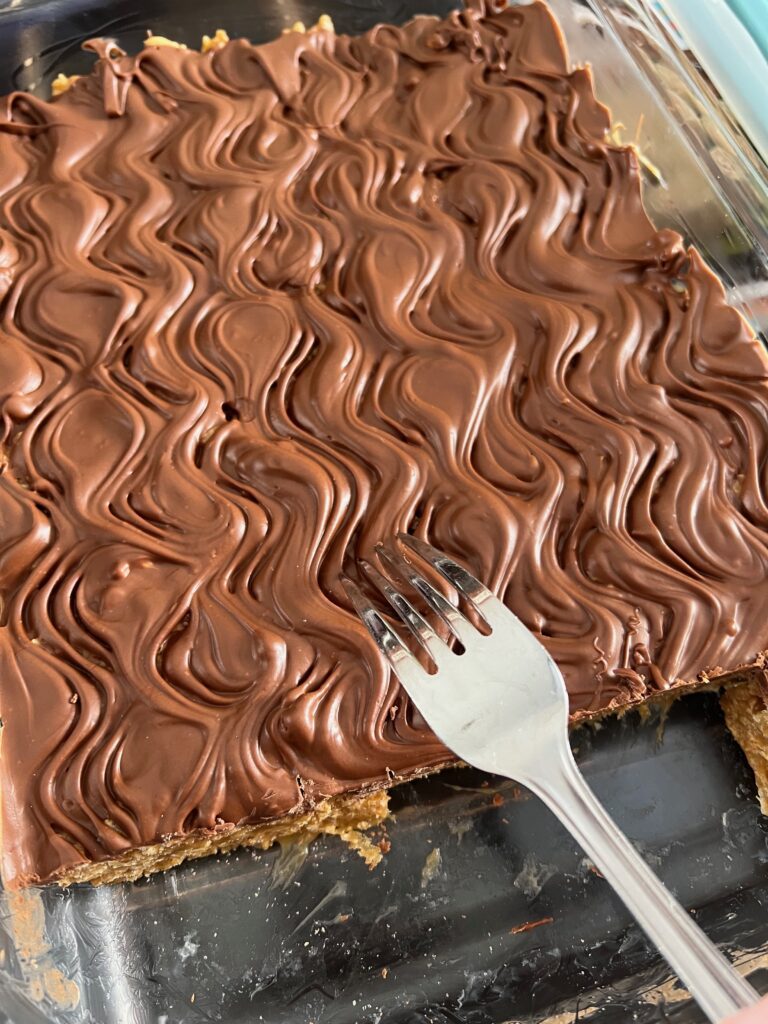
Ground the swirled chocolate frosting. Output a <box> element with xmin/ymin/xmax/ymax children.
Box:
<box><xmin>1</xmin><ymin>0</ymin><xmax>767</xmax><ymax>886</ymax></box>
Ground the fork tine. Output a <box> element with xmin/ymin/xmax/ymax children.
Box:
<box><xmin>340</xmin><ymin>575</ymin><xmax>433</xmax><ymax>694</ymax></box>
<box><xmin>360</xmin><ymin>559</ymin><xmax>448</xmax><ymax>665</ymax></box>
<box><xmin>396</xmin><ymin>534</ymin><xmax>501</xmax><ymax>623</ymax></box>
<box><xmin>375</xmin><ymin>544</ymin><xmax>479</xmax><ymax>648</ymax></box>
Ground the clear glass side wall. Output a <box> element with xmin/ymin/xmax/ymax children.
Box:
<box><xmin>548</xmin><ymin>0</ymin><xmax>768</xmax><ymax>337</ymax></box>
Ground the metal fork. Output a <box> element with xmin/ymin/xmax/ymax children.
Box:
<box><xmin>342</xmin><ymin>535</ymin><xmax>759</xmax><ymax>1023</ymax></box>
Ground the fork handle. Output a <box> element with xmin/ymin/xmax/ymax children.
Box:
<box><xmin>528</xmin><ymin>745</ymin><xmax>759</xmax><ymax>1022</ymax></box>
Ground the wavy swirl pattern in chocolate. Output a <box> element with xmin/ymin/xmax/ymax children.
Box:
<box><xmin>1</xmin><ymin>0</ymin><xmax>767</xmax><ymax>885</ymax></box>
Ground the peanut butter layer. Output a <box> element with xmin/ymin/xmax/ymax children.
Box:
<box><xmin>1</xmin><ymin>1</ymin><xmax>768</xmax><ymax>886</ymax></box>
<box><xmin>722</xmin><ymin>675</ymin><xmax>768</xmax><ymax>814</ymax></box>
<box><xmin>55</xmin><ymin>790</ymin><xmax>391</xmax><ymax>886</ymax></box>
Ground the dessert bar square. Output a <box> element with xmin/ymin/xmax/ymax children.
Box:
<box><xmin>1</xmin><ymin>0</ymin><xmax>767</xmax><ymax>886</ymax></box>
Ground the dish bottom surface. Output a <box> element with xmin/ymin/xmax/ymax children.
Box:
<box><xmin>0</xmin><ymin>692</ymin><xmax>766</xmax><ymax>1024</ymax></box>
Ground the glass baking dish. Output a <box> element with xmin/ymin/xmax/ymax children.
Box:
<box><xmin>1</xmin><ymin>1</ymin><xmax>767</xmax><ymax>1021</ymax></box>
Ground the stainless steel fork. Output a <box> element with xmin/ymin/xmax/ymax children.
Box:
<box><xmin>342</xmin><ymin>535</ymin><xmax>759</xmax><ymax>1023</ymax></box>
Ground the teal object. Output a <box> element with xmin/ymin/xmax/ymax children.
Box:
<box><xmin>662</xmin><ymin>0</ymin><xmax>768</xmax><ymax>164</ymax></box>
<box><xmin>727</xmin><ymin>0</ymin><xmax>768</xmax><ymax>63</ymax></box>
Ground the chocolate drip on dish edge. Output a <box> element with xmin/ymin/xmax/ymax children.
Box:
<box><xmin>1</xmin><ymin>0</ymin><xmax>767</xmax><ymax>885</ymax></box>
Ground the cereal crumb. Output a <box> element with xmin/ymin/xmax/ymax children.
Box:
<box><xmin>52</xmin><ymin>74</ymin><xmax>79</xmax><ymax>97</ymax></box>
<box><xmin>201</xmin><ymin>29</ymin><xmax>229</xmax><ymax>53</ymax></box>
<box><xmin>144</xmin><ymin>34</ymin><xmax>187</xmax><ymax>49</ymax></box>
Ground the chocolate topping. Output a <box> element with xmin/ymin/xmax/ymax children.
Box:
<box><xmin>1</xmin><ymin>1</ymin><xmax>768</xmax><ymax>885</ymax></box>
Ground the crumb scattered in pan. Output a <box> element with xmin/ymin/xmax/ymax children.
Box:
<box><xmin>509</xmin><ymin>916</ymin><xmax>554</xmax><ymax>935</ymax></box>
<box><xmin>2</xmin><ymin>889</ymin><xmax>80</xmax><ymax>1010</ymax></box>
<box><xmin>177</xmin><ymin>934</ymin><xmax>199</xmax><ymax>961</ymax></box>
<box><xmin>337</xmin><ymin>825</ymin><xmax>384</xmax><ymax>869</ymax></box>
<box><xmin>581</xmin><ymin>858</ymin><xmax>605</xmax><ymax>880</ymax></box>
<box><xmin>513</xmin><ymin>853</ymin><xmax>557</xmax><ymax>898</ymax></box>
<box><xmin>420</xmin><ymin>847</ymin><xmax>442</xmax><ymax>889</ymax></box>
<box><xmin>639</xmin><ymin>972</ymin><xmax>697</xmax><ymax>1009</ymax></box>
<box><xmin>448</xmin><ymin>819</ymin><xmax>473</xmax><ymax>844</ymax></box>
